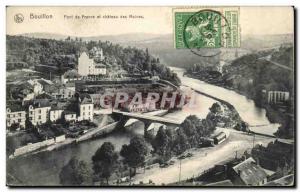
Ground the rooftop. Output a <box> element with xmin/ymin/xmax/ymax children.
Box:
<box><xmin>51</xmin><ymin>101</ymin><xmax>68</xmax><ymax>111</ymax></box>
<box><xmin>7</xmin><ymin>101</ymin><xmax>25</xmax><ymax>112</ymax></box>
<box><xmin>35</xmin><ymin>93</ymin><xmax>54</xmax><ymax>100</ymax></box>
<box><xmin>37</xmin><ymin>78</ymin><xmax>53</xmax><ymax>86</ymax></box>
<box><xmin>78</xmin><ymin>94</ymin><xmax>93</xmax><ymax>104</ymax></box>
<box><xmin>24</xmin><ymin>99</ymin><xmax>51</xmax><ymax>108</ymax></box>
<box><xmin>232</xmin><ymin>157</ymin><xmax>267</xmax><ymax>185</ymax></box>
<box><xmin>206</xmin><ymin>180</ymin><xmax>234</xmax><ymax>186</ymax></box>
<box><xmin>264</xmin><ymin>174</ymin><xmax>294</xmax><ymax>186</ymax></box>
<box><xmin>94</xmin><ymin>63</ymin><xmax>106</xmax><ymax>68</ymax></box>
<box><xmin>64</xmin><ymin>110</ymin><xmax>77</xmax><ymax>115</ymax></box>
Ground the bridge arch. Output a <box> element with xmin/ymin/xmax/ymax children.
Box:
<box><xmin>112</xmin><ymin>111</ymin><xmax>181</xmax><ymax>138</ymax></box>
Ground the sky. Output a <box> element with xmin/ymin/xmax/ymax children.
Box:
<box><xmin>6</xmin><ymin>6</ymin><xmax>294</xmax><ymax>37</ymax></box>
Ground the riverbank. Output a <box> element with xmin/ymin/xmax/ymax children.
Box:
<box><xmin>175</xmin><ymin>68</ymin><xmax>279</xmax><ymax>136</ymax></box>
<box><xmin>9</xmin><ymin>109</ymin><xmax>170</xmax><ymax>160</ymax></box>
<box><xmin>184</xmin><ymin>69</ymin><xmax>293</xmax><ymax>138</ymax></box>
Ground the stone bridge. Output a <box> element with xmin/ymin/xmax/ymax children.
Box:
<box><xmin>112</xmin><ymin>110</ymin><xmax>182</xmax><ymax>137</ymax></box>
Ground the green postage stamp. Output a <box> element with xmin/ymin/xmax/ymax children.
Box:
<box><xmin>174</xmin><ymin>7</ymin><xmax>240</xmax><ymax>49</ymax></box>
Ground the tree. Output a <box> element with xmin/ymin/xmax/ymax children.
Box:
<box><xmin>25</xmin><ymin>117</ymin><xmax>34</xmax><ymax>130</ymax></box>
<box><xmin>9</xmin><ymin>123</ymin><xmax>19</xmax><ymax>132</ymax></box>
<box><xmin>240</xmin><ymin>121</ymin><xmax>249</xmax><ymax>132</ymax></box>
<box><xmin>181</xmin><ymin>115</ymin><xmax>199</xmax><ymax>147</ymax></box>
<box><xmin>173</xmin><ymin>129</ymin><xmax>190</xmax><ymax>155</ymax></box>
<box><xmin>59</xmin><ymin>158</ymin><xmax>92</xmax><ymax>186</ymax></box>
<box><xmin>92</xmin><ymin>142</ymin><xmax>118</xmax><ymax>185</ymax></box>
<box><xmin>206</xmin><ymin>103</ymin><xmax>221</xmax><ymax>130</ymax></box>
<box><xmin>120</xmin><ymin>136</ymin><xmax>148</xmax><ymax>178</ymax></box>
<box><xmin>209</xmin><ymin>102</ymin><xmax>222</xmax><ymax>114</ymax></box>
<box><xmin>152</xmin><ymin>126</ymin><xmax>172</xmax><ymax>162</ymax></box>
<box><xmin>181</xmin><ymin>116</ymin><xmax>198</xmax><ymax>134</ymax></box>
<box><xmin>144</xmin><ymin>48</ymin><xmax>151</xmax><ymax>71</ymax></box>
<box><xmin>202</xmin><ymin>118</ymin><xmax>216</xmax><ymax>136</ymax></box>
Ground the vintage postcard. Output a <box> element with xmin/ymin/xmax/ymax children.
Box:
<box><xmin>6</xmin><ymin>6</ymin><xmax>295</xmax><ymax>187</ymax></box>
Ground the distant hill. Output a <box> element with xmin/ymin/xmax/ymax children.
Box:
<box><xmin>20</xmin><ymin>32</ymin><xmax>220</xmax><ymax>69</ymax></box>
<box><xmin>21</xmin><ymin>32</ymin><xmax>163</xmax><ymax>43</ymax></box>
<box><xmin>6</xmin><ymin>35</ymin><xmax>181</xmax><ymax>86</ymax></box>
<box><xmin>19</xmin><ymin>32</ymin><xmax>294</xmax><ymax>69</ymax></box>
<box><xmin>241</xmin><ymin>34</ymin><xmax>293</xmax><ymax>50</ymax></box>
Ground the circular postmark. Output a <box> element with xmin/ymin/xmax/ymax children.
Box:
<box><xmin>183</xmin><ymin>9</ymin><xmax>231</xmax><ymax>57</ymax></box>
<box><xmin>14</xmin><ymin>13</ymin><xmax>24</xmax><ymax>23</ymax></box>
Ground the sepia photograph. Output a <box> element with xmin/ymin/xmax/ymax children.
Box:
<box><xmin>5</xmin><ymin>6</ymin><xmax>295</xmax><ymax>187</ymax></box>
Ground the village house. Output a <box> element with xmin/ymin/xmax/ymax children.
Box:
<box><xmin>51</xmin><ymin>101</ymin><xmax>69</xmax><ymax>122</ymax></box>
<box><xmin>27</xmin><ymin>79</ymin><xmax>44</xmax><ymax>96</ymax></box>
<box><xmin>261</xmin><ymin>84</ymin><xmax>290</xmax><ymax>105</ymax></box>
<box><xmin>6</xmin><ymin>102</ymin><xmax>26</xmax><ymax>130</ymax></box>
<box><xmin>64</xmin><ymin>111</ymin><xmax>77</xmax><ymax>122</ymax></box>
<box><xmin>251</xmin><ymin>140</ymin><xmax>294</xmax><ymax>177</ymax></box>
<box><xmin>49</xmin><ymin>106</ymin><xmax>64</xmax><ymax>122</ymax></box>
<box><xmin>90</xmin><ymin>46</ymin><xmax>104</xmax><ymax>60</ymax></box>
<box><xmin>11</xmin><ymin>82</ymin><xmax>35</xmax><ymax>101</ymax></box>
<box><xmin>77</xmin><ymin>94</ymin><xmax>94</xmax><ymax>121</ymax></box>
<box><xmin>10</xmin><ymin>78</ymin><xmax>53</xmax><ymax>101</ymax></box>
<box><xmin>262</xmin><ymin>90</ymin><xmax>290</xmax><ymax>104</ymax></box>
<box><xmin>27</xmin><ymin>99</ymin><xmax>51</xmax><ymax>126</ymax></box>
<box><xmin>58</xmin><ymin>94</ymin><xmax>94</xmax><ymax>122</ymax></box>
<box><xmin>37</xmin><ymin>78</ymin><xmax>54</xmax><ymax>92</ymax></box>
<box><xmin>51</xmin><ymin>84</ymin><xmax>75</xmax><ymax>100</ymax></box>
<box><xmin>230</xmin><ymin>157</ymin><xmax>268</xmax><ymax>186</ymax></box>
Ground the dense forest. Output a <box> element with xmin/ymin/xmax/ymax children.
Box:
<box><xmin>222</xmin><ymin>46</ymin><xmax>294</xmax><ymax>106</ymax></box>
<box><xmin>6</xmin><ymin>35</ymin><xmax>181</xmax><ymax>86</ymax></box>
<box><xmin>186</xmin><ymin>45</ymin><xmax>293</xmax><ymax>106</ymax></box>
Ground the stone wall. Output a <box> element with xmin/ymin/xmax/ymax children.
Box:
<box><xmin>13</xmin><ymin>135</ymin><xmax>66</xmax><ymax>157</ymax></box>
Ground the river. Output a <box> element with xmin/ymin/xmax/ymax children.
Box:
<box><xmin>170</xmin><ymin>67</ymin><xmax>280</xmax><ymax>135</ymax></box>
<box><xmin>7</xmin><ymin>67</ymin><xmax>279</xmax><ymax>186</ymax></box>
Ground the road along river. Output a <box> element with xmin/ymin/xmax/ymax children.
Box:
<box><xmin>7</xmin><ymin>67</ymin><xmax>278</xmax><ymax>185</ymax></box>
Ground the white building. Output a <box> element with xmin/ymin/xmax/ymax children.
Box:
<box><xmin>18</xmin><ymin>79</ymin><xmax>44</xmax><ymax>101</ymax></box>
<box><xmin>267</xmin><ymin>91</ymin><xmax>290</xmax><ymax>104</ymax></box>
<box><xmin>49</xmin><ymin>109</ymin><xmax>64</xmax><ymax>122</ymax></box>
<box><xmin>51</xmin><ymin>86</ymin><xmax>75</xmax><ymax>100</ymax></box>
<box><xmin>61</xmin><ymin>95</ymin><xmax>94</xmax><ymax>122</ymax></box>
<box><xmin>27</xmin><ymin>79</ymin><xmax>44</xmax><ymax>95</ymax></box>
<box><xmin>77</xmin><ymin>95</ymin><xmax>94</xmax><ymax>121</ymax></box>
<box><xmin>94</xmin><ymin>64</ymin><xmax>107</xmax><ymax>75</ymax></box>
<box><xmin>64</xmin><ymin>111</ymin><xmax>77</xmax><ymax>122</ymax></box>
<box><xmin>6</xmin><ymin>106</ymin><xmax>26</xmax><ymax>130</ymax></box>
<box><xmin>90</xmin><ymin>47</ymin><xmax>104</xmax><ymax>60</ymax></box>
<box><xmin>78</xmin><ymin>52</ymin><xmax>94</xmax><ymax>76</ymax></box>
<box><xmin>23</xmin><ymin>93</ymin><xmax>35</xmax><ymax>101</ymax></box>
<box><xmin>28</xmin><ymin>100</ymin><xmax>51</xmax><ymax>126</ymax></box>
<box><xmin>78</xmin><ymin>47</ymin><xmax>107</xmax><ymax>76</ymax></box>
